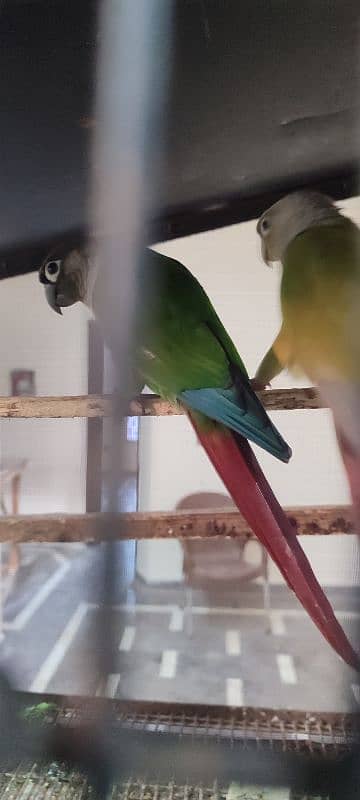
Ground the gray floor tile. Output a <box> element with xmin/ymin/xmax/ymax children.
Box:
<box><xmin>0</xmin><ymin>544</ymin><xmax>359</xmax><ymax>714</ymax></box>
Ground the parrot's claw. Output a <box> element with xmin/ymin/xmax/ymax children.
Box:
<box><xmin>250</xmin><ymin>379</ymin><xmax>270</xmax><ymax>392</ymax></box>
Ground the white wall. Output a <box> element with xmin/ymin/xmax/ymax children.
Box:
<box><xmin>0</xmin><ymin>272</ymin><xmax>90</xmax><ymax>513</ymax></box>
<box><xmin>137</xmin><ymin>197</ymin><xmax>360</xmax><ymax>586</ymax></box>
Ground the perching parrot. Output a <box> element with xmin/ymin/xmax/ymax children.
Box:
<box><xmin>39</xmin><ymin>244</ymin><xmax>359</xmax><ymax>669</ymax></box>
<box><xmin>255</xmin><ymin>190</ymin><xmax>360</xmax><ymax>527</ymax></box>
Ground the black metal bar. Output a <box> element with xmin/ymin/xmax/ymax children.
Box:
<box><xmin>0</xmin><ymin>229</ymin><xmax>86</xmax><ymax>281</ymax></box>
<box><xmin>150</xmin><ymin>166</ymin><xmax>359</xmax><ymax>242</ymax></box>
<box><xmin>0</xmin><ymin>167</ymin><xmax>358</xmax><ymax>280</ymax></box>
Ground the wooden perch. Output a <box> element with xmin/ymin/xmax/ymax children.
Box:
<box><xmin>0</xmin><ymin>505</ymin><xmax>353</xmax><ymax>543</ymax></box>
<box><xmin>0</xmin><ymin>387</ymin><xmax>324</xmax><ymax>419</ymax></box>
<box><xmin>0</xmin><ymin>395</ymin><xmax>111</xmax><ymax>419</ymax></box>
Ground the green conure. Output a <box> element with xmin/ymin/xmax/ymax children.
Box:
<box><xmin>255</xmin><ymin>190</ymin><xmax>360</xmax><ymax>530</ymax></box>
<box><xmin>39</xmin><ymin>244</ymin><xmax>359</xmax><ymax>669</ymax></box>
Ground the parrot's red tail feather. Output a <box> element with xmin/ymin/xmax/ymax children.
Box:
<box><xmin>190</xmin><ymin>416</ymin><xmax>360</xmax><ymax>671</ymax></box>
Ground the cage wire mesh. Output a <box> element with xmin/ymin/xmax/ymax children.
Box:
<box><xmin>0</xmin><ymin>767</ymin><xmax>324</xmax><ymax>800</ymax></box>
<box><xmin>0</xmin><ymin>769</ymin><xmax>338</xmax><ymax>800</ymax></box>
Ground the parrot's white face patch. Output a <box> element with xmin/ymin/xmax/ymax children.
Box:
<box><xmin>44</xmin><ymin>259</ymin><xmax>62</xmax><ymax>284</ymax></box>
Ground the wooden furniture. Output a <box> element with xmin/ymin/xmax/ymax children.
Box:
<box><xmin>176</xmin><ymin>492</ymin><xmax>270</xmax><ymax>635</ymax></box>
<box><xmin>0</xmin><ymin>459</ymin><xmax>27</xmax><ymax>641</ymax></box>
<box><xmin>0</xmin><ymin>459</ymin><xmax>27</xmax><ymax>574</ymax></box>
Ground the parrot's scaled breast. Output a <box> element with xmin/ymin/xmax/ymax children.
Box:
<box><xmin>281</xmin><ymin>219</ymin><xmax>360</xmax><ymax>381</ymax></box>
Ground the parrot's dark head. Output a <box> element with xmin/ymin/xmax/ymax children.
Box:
<box><xmin>39</xmin><ymin>244</ymin><xmax>90</xmax><ymax>315</ymax></box>
<box><xmin>257</xmin><ymin>190</ymin><xmax>340</xmax><ymax>265</ymax></box>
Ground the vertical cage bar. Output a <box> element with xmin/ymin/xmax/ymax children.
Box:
<box><xmin>89</xmin><ymin>0</ymin><xmax>174</xmax><ymax>793</ymax></box>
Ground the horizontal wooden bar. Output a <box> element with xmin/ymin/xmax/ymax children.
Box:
<box><xmin>0</xmin><ymin>394</ymin><xmax>111</xmax><ymax>419</ymax></box>
<box><xmin>0</xmin><ymin>505</ymin><xmax>353</xmax><ymax>543</ymax></box>
<box><xmin>0</xmin><ymin>387</ymin><xmax>324</xmax><ymax>419</ymax></box>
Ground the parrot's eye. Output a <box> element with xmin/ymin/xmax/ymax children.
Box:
<box><xmin>261</xmin><ymin>218</ymin><xmax>270</xmax><ymax>234</ymax></box>
<box><xmin>44</xmin><ymin>260</ymin><xmax>61</xmax><ymax>283</ymax></box>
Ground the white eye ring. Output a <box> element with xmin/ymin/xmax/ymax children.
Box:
<box><xmin>44</xmin><ymin>259</ymin><xmax>61</xmax><ymax>283</ymax></box>
<box><xmin>261</xmin><ymin>218</ymin><xmax>270</xmax><ymax>235</ymax></box>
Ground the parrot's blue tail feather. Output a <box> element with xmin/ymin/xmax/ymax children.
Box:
<box><xmin>180</xmin><ymin>386</ymin><xmax>292</xmax><ymax>463</ymax></box>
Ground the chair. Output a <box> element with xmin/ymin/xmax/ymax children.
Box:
<box><xmin>176</xmin><ymin>492</ymin><xmax>270</xmax><ymax>635</ymax></box>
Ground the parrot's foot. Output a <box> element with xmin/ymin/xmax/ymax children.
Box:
<box><xmin>250</xmin><ymin>378</ymin><xmax>270</xmax><ymax>392</ymax></box>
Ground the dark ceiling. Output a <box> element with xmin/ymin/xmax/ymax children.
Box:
<box><xmin>0</xmin><ymin>0</ymin><xmax>359</xmax><ymax>278</ymax></box>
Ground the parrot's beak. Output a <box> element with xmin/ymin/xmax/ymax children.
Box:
<box><xmin>261</xmin><ymin>239</ymin><xmax>271</xmax><ymax>266</ymax></box>
<box><xmin>45</xmin><ymin>284</ymin><xmax>62</xmax><ymax>315</ymax></box>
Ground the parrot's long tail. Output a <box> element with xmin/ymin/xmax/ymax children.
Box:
<box><xmin>190</xmin><ymin>415</ymin><xmax>360</xmax><ymax>671</ymax></box>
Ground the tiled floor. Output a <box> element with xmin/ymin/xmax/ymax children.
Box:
<box><xmin>0</xmin><ymin>542</ymin><xmax>359</xmax><ymax>712</ymax></box>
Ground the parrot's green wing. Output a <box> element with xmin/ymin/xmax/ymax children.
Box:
<box><xmin>138</xmin><ymin>250</ymin><xmax>291</xmax><ymax>462</ymax></box>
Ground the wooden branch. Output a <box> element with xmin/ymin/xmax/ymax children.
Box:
<box><xmin>130</xmin><ymin>387</ymin><xmax>324</xmax><ymax>414</ymax></box>
<box><xmin>258</xmin><ymin>386</ymin><xmax>323</xmax><ymax>411</ymax></box>
<box><xmin>0</xmin><ymin>387</ymin><xmax>324</xmax><ymax>419</ymax></box>
<box><xmin>0</xmin><ymin>505</ymin><xmax>353</xmax><ymax>543</ymax></box>
<box><xmin>0</xmin><ymin>395</ymin><xmax>111</xmax><ymax>419</ymax></box>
